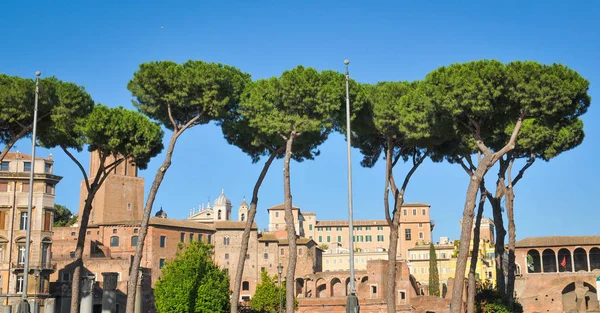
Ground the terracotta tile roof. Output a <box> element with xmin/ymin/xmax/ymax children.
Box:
<box><xmin>258</xmin><ymin>233</ymin><xmax>279</xmax><ymax>242</ymax></box>
<box><xmin>303</xmin><ymin>212</ymin><xmax>316</xmax><ymax>216</ymax></box>
<box><xmin>214</xmin><ymin>221</ymin><xmax>257</xmax><ymax>230</ymax></box>
<box><xmin>267</xmin><ymin>203</ymin><xmax>300</xmax><ymax>211</ymax></box>
<box><xmin>277</xmin><ymin>237</ymin><xmax>315</xmax><ymax>246</ymax></box>
<box><xmin>316</xmin><ymin>220</ymin><xmax>389</xmax><ymax>227</ymax></box>
<box><xmin>402</xmin><ymin>203</ymin><xmax>430</xmax><ymax>207</ymax></box>
<box><xmin>3</xmin><ymin>152</ymin><xmax>48</xmax><ymax>161</ymax></box>
<box><xmin>516</xmin><ymin>236</ymin><xmax>600</xmax><ymax>248</ymax></box>
<box><xmin>96</xmin><ymin>218</ymin><xmax>216</xmax><ymax>231</ymax></box>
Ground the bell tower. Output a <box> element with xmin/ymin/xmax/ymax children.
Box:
<box><xmin>238</xmin><ymin>199</ymin><xmax>249</xmax><ymax>222</ymax></box>
<box><xmin>79</xmin><ymin>151</ymin><xmax>145</xmax><ymax>224</ymax></box>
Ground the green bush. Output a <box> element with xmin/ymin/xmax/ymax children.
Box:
<box><xmin>475</xmin><ymin>283</ymin><xmax>523</xmax><ymax>313</ymax></box>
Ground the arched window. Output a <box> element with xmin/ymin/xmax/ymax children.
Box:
<box><xmin>218</xmin><ymin>210</ymin><xmax>222</xmax><ymax>220</ymax></box>
<box><xmin>224</xmin><ymin>236</ymin><xmax>230</xmax><ymax>245</ymax></box>
<box><xmin>542</xmin><ymin>249</ymin><xmax>557</xmax><ymax>272</ymax></box>
<box><xmin>264</xmin><ymin>253</ymin><xmax>268</xmax><ymax>260</ymax></box>
<box><xmin>527</xmin><ymin>250</ymin><xmax>541</xmax><ymax>273</ymax></box>
<box><xmin>110</xmin><ymin>236</ymin><xmax>119</xmax><ymax>247</ymax></box>
<box><xmin>280</xmin><ymin>248</ymin><xmax>284</xmax><ymax>255</ymax></box>
<box><xmin>241</xmin><ymin>214</ymin><xmax>245</xmax><ymax>222</ymax></box>
<box><xmin>573</xmin><ymin>248</ymin><xmax>588</xmax><ymax>272</ymax></box>
<box><xmin>590</xmin><ymin>247</ymin><xmax>600</xmax><ymax>271</ymax></box>
<box><xmin>558</xmin><ymin>248</ymin><xmax>572</xmax><ymax>272</ymax></box>
<box><xmin>131</xmin><ymin>236</ymin><xmax>139</xmax><ymax>247</ymax></box>
<box><xmin>242</xmin><ymin>281</ymin><xmax>249</xmax><ymax>291</ymax></box>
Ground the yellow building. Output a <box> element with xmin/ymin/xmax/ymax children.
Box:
<box><xmin>0</xmin><ymin>152</ymin><xmax>61</xmax><ymax>309</ymax></box>
<box><xmin>321</xmin><ymin>244</ymin><xmax>388</xmax><ymax>272</ymax></box>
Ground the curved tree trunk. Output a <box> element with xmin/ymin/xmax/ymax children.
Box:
<box><xmin>231</xmin><ymin>151</ymin><xmax>280</xmax><ymax>313</ymax></box>
<box><xmin>0</xmin><ymin>126</ymin><xmax>31</xmax><ymax>162</ymax></box>
<box><xmin>467</xmin><ymin>183</ymin><xmax>486</xmax><ymax>313</ymax></box>
<box><xmin>283</xmin><ymin>134</ymin><xmax>296</xmax><ymax>313</ymax></box>
<box><xmin>69</xmin><ymin>192</ymin><xmax>96</xmax><ymax>313</ymax></box>
<box><xmin>126</xmin><ymin>131</ymin><xmax>181</xmax><ymax>313</ymax></box>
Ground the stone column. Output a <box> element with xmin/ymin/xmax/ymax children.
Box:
<box><xmin>101</xmin><ymin>272</ymin><xmax>118</xmax><ymax>313</ymax></box>
<box><xmin>539</xmin><ymin>250</ymin><xmax>544</xmax><ymax>273</ymax></box>
<box><xmin>571</xmin><ymin>251</ymin><xmax>575</xmax><ymax>272</ymax></box>
<box><xmin>59</xmin><ymin>283</ymin><xmax>71</xmax><ymax>313</ymax></box>
<box><xmin>80</xmin><ymin>276</ymin><xmax>95</xmax><ymax>313</ymax></box>
<box><xmin>43</xmin><ymin>298</ymin><xmax>55</xmax><ymax>313</ymax></box>
<box><xmin>134</xmin><ymin>271</ymin><xmax>142</xmax><ymax>313</ymax></box>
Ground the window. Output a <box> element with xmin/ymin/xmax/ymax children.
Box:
<box><xmin>0</xmin><ymin>182</ymin><xmax>7</xmax><ymax>192</ymax></box>
<box><xmin>198</xmin><ymin>234</ymin><xmax>203</xmax><ymax>242</ymax></box>
<box><xmin>264</xmin><ymin>253</ymin><xmax>268</xmax><ymax>260</ymax></box>
<box><xmin>265</xmin><ymin>242</ymin><xmax>269</xmax><ymax>247</ymax></box>
<box><xmin>0</xmin><ymin>244</ymin><xmax>4</xmax><ymax>263</ymax></box>
<box><xmin>225</xmin><ymin>253</ymin><xmax>229</xmax><ymax>260</ymax></box>
<box><xmin>19</xmin><ymin>212</ymin><xmax>28</xmax><ymax>230</ymax></box>
<box><xmin>365</xmin><ymin>226</ymin><xmax>371</xmax><ymax>230</ymax></box>
<box><xmin>134</xmin><ymin>228</ymin><xmax>139</xmax><ymax>234</ymax></box>
<box><xmin>22</xmin><ymin>182</ymin><xmax>29</xmax><ymax>192</ymax></box>
<box><xmin>405</xmin><ymin>229</ymin><xmax>411</xmax><ymax>241</ymax></box>
<box><xmin>422</xmin><ymin>208</ymin><xmax>426</xmax><ymax>215</ymax></box>
<box><xmin>242</xmin><ymin>281</ymin><xmax>249</xmax><ymax>291</ymax></box>
<box><xmin>241</xmin><ymin>213</ymin><xmax>245</xmax><ymax>222</ymax></box>
<box><xmin>355</xmin><ymin>226</ymin><xmax>362</xmax><ymax>230</ymax></box>
<box><xmin>87</xmin><ymin>231</ymin><xmax>91</xmax><ymax>235</ymax></box>
<box><xmin>110</xmin><ymin>236</ymin><xmax>119</xmax><ymax>247</ymax></box>
<box><xmin>336</xmin><ymin>227</ymin><xmax>343</xmax><ymax>231</ymax></box>
<box><xmin>43</xmin><ymin>211</ymin><xmax>52</xmax><ymax>231</ymax></box>
<box><xmin>245</xmin><ymin>254</ymin><xmax>250</xmax><ymax>260</ymax></box>
<box><xmin>207</xmin><ymin>235</ymin><xmax>212</xmax><ymax>244</ymax></box>
<box><xmin>45</xmin><ymin>183</ymin><xmax>55</xmax><ymax>195</ymax></box>
<box><xmin>217</xmin><ymin>210</ymin><xmax>222</xmax><ymax>219</ymax></box>
<box><xmin>180</xmin><ymin>233</ymin><xmax>185</xmax><ymax>242</ymax></box>
<box><xmin>377</xmin><ymin>226</ymin><xmax>383</xmax><ymax>231</ymax></box>
<box><xmin>337</xmin><ymin>236</ymin><xmax>342</xmax><ymax>242</ymax></box>
<box><xmin>371</xmin><ymin>285</ymin><xmax>377</xmax><ymax>295</ymax></box>
<box><xmin>280</xmin><ymin>248</ymin><xmax>284</xmax><ymax>255</ymax></box>
<box><xmin>16</xmin><ymin>274</ymin><xmax>24</xmax><ymax>293</ymax></box>
<box><xmin>41</xmin><ymin>243</ymin><xmax>50</xmax><ymax>266</ymax></box>
<box><xmin>327</xmin><ymin>236</ymin><xmax>330</xmax><ymax>243</ymax></box>
<box><xmin>18</xmin><ymin>245</ymin><xmax>26</xmax><ymax>264</ymax></box>
<box><xmin>190</xmin><ymin>233</ymin><xmax>194</xmax><ymax>242</ymax></box>
<box><xmin>131</xmin><ymin>236</ymin><xmax>138</xmax><ymax>247</ymax></box>
<box><xmin>441</xmin><ymin>253</ymin><xmax>446</xmax><ymax>259</ymax></box>
<box><xmin>112</xmin><ymin>229</ymin><xmax>117</xmax><ymax>234</ymax></box>
<box><xmin>275</xmin><ymin>212</ymin><xmax>279</xmax><ymax>218</ymax></box>
<box><xmin>71</xmin><ymin>232</ymin><xmax>76</xmax><ymax>236</ymax></box>
<box><xmin>309</xmin><ymin>224</ymin><xmax>312</xmax><ymax>230</ymax></box>
<box><xmin>61</xmin><ymin>272</ymin><xmax>71</xmax><ymax>282</ymax></box>
<box><xmin>44</xmin><ymin>163</ymin><xmax>52</xmax><ymax>174</ymax></box>
<box><xmin>0</xmin><ymin>211</ymin><xmax>7</xmax><ymax>230</ymax></box>
<box><xmin>23</xmin><ymin>162</ymin><xmax>31</xmax><ymax>172</ymax></box>
<box><xmin>366</xmin><ymin>235</ymin><xmax>372</xmax><ymax>242</ymax></box>
<box><xmin>160</xmin><ymin>236</ymin><xmax>166</xmax><ymax>248</ymax></box>
<box><xmin>419</xmin><ymin>232</ymin><xmax>424</xmax><ymax>239</ymax></box>
<box><xmin>403</xmin><ymin>209</ymin><xmax>407</xmax><ymax>216</ymax></box>
<box><xmin>399</xmin><ymin>291</ymin><xmax>406</xmax><ymax>301</ymax></box>
<box><xmin>326</xmin><ymin>227</ymin><xmax>332</xmax><ymax>231</ymax></box>
<box><xmin>412</xmin><ymin>209</ymin><xmax>417</xmax><ymax>215</ymax></box>
<box><xmin>318</xmin><ymin>236</ymin><xmax>322</xmax><ymax>242</ymax></box>
<box><xmin>298</xmin><ymin>248</ymin><xmax>302</xmax><ymax>256</ymax></box>
<box><xmin>0</xmin><ymin>162</ymin><xmax>8</xmax><ymax>171</ymax></box>
<box><xmin>224</xmin><ymin>236</ymin><xmax>230</xmax><ymax>245</ymax></box>
<box><xmin>159</xmin><ymin>258</ymin><xmax>166</xmax><ymax>269</ymax></box>
<box><xmin>69</xmin><ymin>251</ymin><xmax>75</xmax><ymax>258</ymax></box>
<box><xmin>418</xmin><ymin>223</ymin><xmax>423</xmax><ymax>228</ymax></box>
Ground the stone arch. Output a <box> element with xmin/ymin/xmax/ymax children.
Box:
<box><xmin>589</xmin><ymin>247</ymin><xmax>600</xmax><ymax>271</ymax></box>
<box><xmin>542</xmin><ymin>249</ymin><xmax>557</xmax><ymax>272</ymax></box>
<box><xmin>562</xmin><ymin>282</ymin><xmax>600</xmax><ymax>312</ymax></box>
<box><xmin>330</xmin><ymin>277</ymin><xmax>343</xmax><ymax>297</ymax></box>
<box><xmin>360</xmin><ymin>276</ymin><xmax>368</xmax><ymax>284</ymax></box>
<box><xmin>304</xmin><ymin>278</ymin><xmax>313</xmax><ymax>298</ymax></box>
<box><xmin>316</xmin><ymin>278</ymin><xmax>327</xmax><ymax>298</ymax></box>
<box><xmin>295</xmin><ymin>278</ymin><xmax>304</xmax><ymax>297</ymax></box>
<box><xmin>573</xmin><ymin>247</ymin><xmax>588</xmax><ymax>272</ymax></box>
<box><xmin>583</xmin><ymin>282</ymin><xmax>600</xmax><ymax>311</ymax></box>
<box><xmin>527</xmin><ymin>249</ymin><xmax>541</xmax><ymax>273</ymax></box>
<box><xmin>558</xmin><ymin>248</ymin><xmax>573</xmax><ymax>272</ymax></box>
<box><xmin>515</xmin><ymin>263</ymin><xmax>522</xmax><ymax>276</ymax></box>
<box><xmin>345</xmin><ymin>277</ymin><xmax>351</xmax><ymax>296</ymax></box>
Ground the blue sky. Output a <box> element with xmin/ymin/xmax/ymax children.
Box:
<box><xmin>1</xmin><ymin>1</ymin><xmax>598</xmax><ymax>241</ymax></box>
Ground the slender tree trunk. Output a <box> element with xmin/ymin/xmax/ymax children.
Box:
<box><xmin>69</xmin><ymin>190</ymin><xmax>97</xmax><ymax>313</ymax></box>
<box><xmin>231</xmin><ymin>151</ymin><xmax>280</xmax><ymax>313</ymax></box>
<box><xmin>0</xmin><ymin>125</ymin><xmax>32</xmax><ymax>162</ymax></box>
<box><xmin>386</xmin><ymin>203</ymin><xmax>401</xmax><ymax>313</ymax></box>
<box><xmin>488</xmin><ymin>159</ymin><xmax>509</xmax><ymax>295</ymax></box>
<box><xmin>505</xmin><ymin>161</ymin><xmax>517</xmax><ymax>307</ymax></box>
<box><xmin>450</xmin><ymin>154</ymin><xmax>492</xmax><ymax>313</ymax></box>
<box><xmin>467</xmin><ymin>183</ymin><xmax>486</xmax><ymax>313</ymax></box>
<box><xmin>283</xmin><ymin>134</ymin><xmax>296</xmax><ymax>313</ymax></box>
<box><xmin>126</xmin><ymin>131</ymin><xmax>181</xmax><ymax>313</ymax></box>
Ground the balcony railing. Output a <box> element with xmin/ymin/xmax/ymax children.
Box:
<box><xmin>11</xmin><ymin>262</ymin><xmax>57</xmax><ymax>271</ymax></box>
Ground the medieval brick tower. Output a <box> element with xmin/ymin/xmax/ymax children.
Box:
<box><xmin>79</xmin><ymin>152</ymin><xmax>145</xmax><ymax>225</ymax></box>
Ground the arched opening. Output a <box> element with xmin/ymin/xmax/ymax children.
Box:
<box><xmin>345</xmin><ymin>277</ymin><xmax>351</xmax><ymax>296</ymax></box>
<box><xmin>515</xmin><ymin>263</ymin><xmax>522</xmax><ymax>276</ymax></box>
<box><xmin>562</xmin><ymin>282</ymin><xmax>600</xmax><ymax>312</ymax></box>
<box><xmin>527</xmin><ymin>250</ymin><xmax>541</xmax><ymax>273</ymax></box>
<box><xmin>542</xmin><ymin>249</ymin><xmax>557</xmax><ymax>272</ymax></box>
<box><xmin>573</xmin><ymin>248</ymin><xmax>588</xmax><ymax>272</ymax></box>
<box><xmin>316</xmin><ymin>279</ymin><xmax>327</xmax><ymax>298</ymax></box>
<box><xmin>304</xmin><ymin>278</ymin><xmax>313</xmax><ymax>298</ymax></box>
<box><xmin>295</xmin><ymin>278</ymin><xmax>304</xmax><ymax>297</ymax></box>
<box><xmin>0</xmin><ymin>236</ymin><xmax>9</xmax><ymax>263</ymax></box>
<box><xmin>589</xmin><ymin>247</ymin><xmax>600</xmax><ymax>271</ymax></box>
<box><xmin>223</xmin><ymin>236</ymin><xmax>230</xmax><ymax>245</ymax></box>
<box><xmin>583</xmin><ymin>282</ymin><xmax>599</xmax><ymax>311</ymax></box>
<box><xmin>558</xmin><ymin>249</ymin><xmax>573</xmax><ymax>272</ymax></box>
<box><xmin>360</xmin><ymin>276</ymin><xmax>368</xmax><ymax>284</ymax></box>
<box><xmin>330</xmin><ymin>278</ymin><xmax>342</xmax><ymax>297</ymax></box>
<box><xmin>110</xmin><ymin>236</ymin><xmax>119</xmax><ymax>247</ymax></box>
<box><xmin>241</xmin><ymin>213</ymin><xmax>245</xmax><ymax>222</ymax></box>
<box><xmin>218</xmin><ymin>210</ymin><xmax>222</xmax><ymax>220</ymax></box>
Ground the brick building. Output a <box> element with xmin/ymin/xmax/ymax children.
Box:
<box><xmin>0</xmin><ymin>152</ymin><xmax>60</xmax><ymax>310</ymax></box>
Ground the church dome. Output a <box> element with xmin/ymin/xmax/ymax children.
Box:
<box><xmin>214</xmin><ymin>189</ymin><xmax>232</xmax><ymax>206</ymax></box>
<box><xmin>155</xmin><ymin>207</ymin><xmax>167</xmax><ymax>218</ymax></box>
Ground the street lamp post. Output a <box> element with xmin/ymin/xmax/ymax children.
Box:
<box><xmin>344</xmin><ymin>60</ymin><xmax>359</xmax><ymax>313</ymax></box>
<box><xmin>277</xmin><ymin>263</ymin><xmax>283</xmax><ymax>313</ymax></box>
<box><xmin>20</xmin><ymin>71</ymin><xmax>41</xmax><ymax>313</ymax></box>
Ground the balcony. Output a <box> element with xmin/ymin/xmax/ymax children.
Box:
<box><xmin>11</xmin><ymin>262</ymin><xmax>57</xmax><ymax>272</ymax></box>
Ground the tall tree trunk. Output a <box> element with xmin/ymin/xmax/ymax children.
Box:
<box><xmin>126</xmin><ymin>131</ymin><xmax>181</xmax><ymax>313</ymax></box>
<box><xmin>69</xmin><ymin>191</ymin><xmax>97</xmax><ymax>313</ymax></box>
<box><xmin>231</xmin><ymin>151</ymin><xmax>280</xmax><ymax>313</ymax></box>
<box><xmin>283</xmin><ymin>134</ymin><xmax>296</xmax><ymax>313</ymax></box>
<box><xmin>467</xmin><ymin>183</ymin><xmax>486</xmax><ymax>313</ymax></box>
<box><xmin>0</xmin><ymin>126</ymin><xmax>31</xmax><ymax>162</ymax></box>
<box><xmin>505</xmin><ymin>161</ymin><xmax>517</xmax><ymax>307</ymax></box>
<box><xmin>488</xmin><ymin>158</ymin><xmax>509</xmax><ymax>295</ymax></box>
